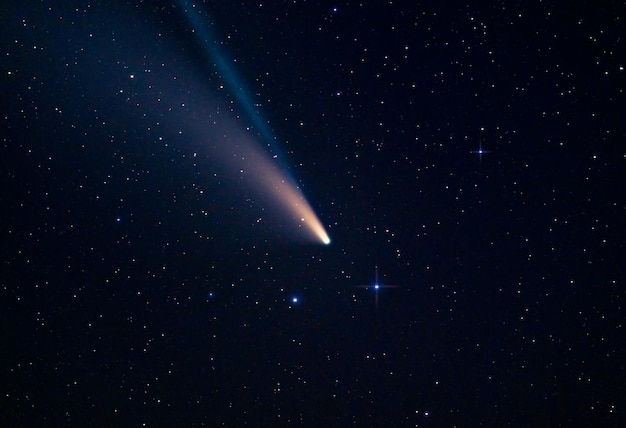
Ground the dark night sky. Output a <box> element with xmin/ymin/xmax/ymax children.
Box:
<box><xmin>1</xmin><ymin>1</ymin><xmax>625</xmax><ymax>426</ymax></box>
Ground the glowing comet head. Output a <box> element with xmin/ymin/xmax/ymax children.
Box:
<box><xmin>314</xmin><ymin>225</ymin><xmax>331</xmax><ymax>245</ymax></box>
<box><xmin>275</xmin><ymin>185</ymin><xmax>331</xmax><ymax>244</ymax></box>
<box><xmin>206</xmin><ymin>135</ymin><xmax>330</xmax><ymax>244</ymax></box>
<box><xmin>263</xmin><ymin>163</ymin><xmax>330</xmax><ymax>245</ymax></box>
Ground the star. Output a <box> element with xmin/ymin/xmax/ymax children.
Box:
<box><xmin>470</xmin><ymin>142</ymin><xmax>491</xmax><ymax>162</ymax></box>
<box><xmin>356</xmin><ymin>266</ymin><xmax>399</xmax><ymax>311</ymax></box>
<box><xmin>288</xmin><ymin>296</ymin><xmax>301</xmax><ymax>308</ymax></box>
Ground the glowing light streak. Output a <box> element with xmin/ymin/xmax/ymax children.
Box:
<box><xmin>176</xmin><ymin>0</ymin><xmax>330</xmax><ymax>244</ymax></box>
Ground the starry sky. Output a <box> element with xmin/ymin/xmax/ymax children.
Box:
<box><xmin>1</xmin><ymin>1</ymin><xmax>625</xmax><ymax>426</ymax></box>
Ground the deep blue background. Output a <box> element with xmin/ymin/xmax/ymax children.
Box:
<box><xmin>1</xmin><ymin>1</ymin><xmax>624</xmax><ymax>426</ymax></box>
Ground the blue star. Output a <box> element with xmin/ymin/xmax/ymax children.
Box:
<box><xmin>356</xmin><ymin>266</ymin><xmax>399</xmax><ymax>311</ymax></box>
<box><xmin>470</xmin><ymin>142</ymin><xmax>491</xmax><ymax>161</ymax></box>
<box><xmin>288</xmin><ymin>296</ymin><xmax>301</xmax><ymax>308</ymax></box>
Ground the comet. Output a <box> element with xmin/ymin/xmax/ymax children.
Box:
<box><xmin>176</xmin><ymin>0</ymin><xmax>330</xmax><ymax>244</ymax></box>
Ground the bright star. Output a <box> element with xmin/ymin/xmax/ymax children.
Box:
<box><xmin>470</xmin><ymin>142</ymin><xmax>491</xmax><ymax>161</ymax></box>
<box><xmin>355</xmin><ymin>266</ymin><xmax>399</xmax><ymax>311</ymax></box>
<box><xmin>289</xmin><ymin>296</ymin><xmax>301</xmax><ymax>308</ymax></box>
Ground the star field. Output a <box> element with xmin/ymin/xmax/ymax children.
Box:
<box><xmin>1</xmin><ymin>1</ymin><xmax>625</xmax><ymax>426</ymax></box>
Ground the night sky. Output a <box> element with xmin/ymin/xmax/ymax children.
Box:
<box><xmin>2</xmin><ymin>1</ymin><xmax>625</xmax><ymax>426</ymax></box>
